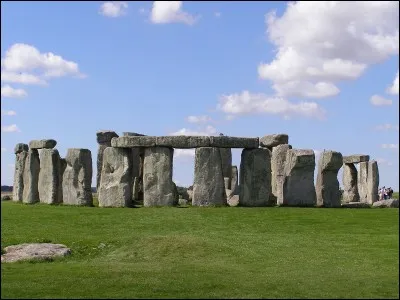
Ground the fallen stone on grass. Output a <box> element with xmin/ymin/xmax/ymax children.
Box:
<box><xmin>1</xmin><ymin>243</ymin><xmax>71</xmax><ymax>263</ymax></box>
<box><xmin>372</xmin><ymin>199</ymin><xmax>399</xmax><ymax>208</ymax></box>
<box><xmin>341</xmin><ymin>202</ymin><xmax>371</xmax><ymax>208</ymax></box>
<box><xmin>227</xmin><ymin>195</ymin><xmax>239</xmax><ymax>207</ymax></box>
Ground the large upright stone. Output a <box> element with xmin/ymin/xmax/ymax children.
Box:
<box><xmin>259</xmin><ymin>134</ymin><xmax>289</xmax><ymax>149</ymax></box>
<box><xmin>123</xmin><ymin>132</ymin><xmax>142</xmax><ymax>189</ymax></box>
<box><xmin>143</xmin><ymin>147</ymin><xmax>176</xmax><ymax>207</ymax></box>
<box><xmin>366</xmin><ymin>160</ymin><xmax>379</xmax><ymax>204</ymax></box>
<box><xmin>282</xmin><ymin>149</ymin><xmax>316</xmax><ymax>206</ymax></box>
<box><xmin>231</xmin><ymin>165</ymin><xmax>239</xmax><ymax>195</ymax></box>
<box><xmin>220</xmin><ymin>148</ymin><xmax>232</xmax><ymax>189</ymax></box>
<box><xmin>38</xmin><ymin>149</ymin><xmax>62</xmax><ymax>204</ymax></box>
<box><xmin>22</xmin><ymin>149</ymin><xmax>40</xmax><ymax>204</ymax></box>
<box><xmin>13</xmin><ymin>144</ymin><xmax>29</xmax><ymax>202</ymax></box>
<box><xmin>239</xmin><ymin>148</ymin><xmax>272</xmax><ymax>207</ymax></box>
<box><xmin>272</xmin><ymin>144</ymin><xmax>292</xmax><ymax>205</ymax></box>
<box><xmin>96</xmin><ymin>130</ymin><xmax>119</xmax><ymax>189</ymax></box>
<box><xmin>342</xmin><ymin>163</ymin><xmax>359</xmax><ymax>203</ymax></box>
<box><xmin>316</xmin><ymin>150</ymin><xmax>343</xmax><ymax>207</ymax></box>
<box><xmin>358</xmin><ymin>162</ymin><xmax>369</xmax><ymax>203</ymax></box>
<box><xmin>62</xmin><ymin>149</ymin><xmax>93</xmax><ymax>206</ymax></box>
<box><xmin>29</xmin><ymin>139</ymin><xmax>57</xmax><ymax>149</ymax></box>
<box><xmin>98</xmin><ymin>147</ymin><xmax>132</xmax><ymax>207</ymax></box>
<box><xmin>192</xmin><ymin>147</ymin><xmax>226</xmax><ymax>206</ymax></box>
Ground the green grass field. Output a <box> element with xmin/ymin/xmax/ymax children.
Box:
<box><xmin>1</xmin><ymin>201</ymin><xmax>399</xmax><ymax>299</ymax></box>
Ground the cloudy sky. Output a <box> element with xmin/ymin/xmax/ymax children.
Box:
<box><xmin>1</xmin><ymin>1</ymin><xmax>399</xmax><ymax>190</ymax></box>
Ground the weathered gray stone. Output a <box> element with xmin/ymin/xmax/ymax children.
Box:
<box><xmin>230</xmin><ymin>166</ymin><xmax>239</xmax><ymax>195</ymax></box>
<box><xmin>366</xmin><ymin>160</ymin><xmax>379</xmax><ymax>204</ymax></box>
<box><xmin>259</xmin><ymin>134</ymin><xmax>289</xmax><ymax>149</ymax></box>
<box><xmin>209</xmin><ymin>136</ymin><xmax>259</xmax><ymax>148</ymax></box>
<box><xmin>272</xmin><ymin>144</ymin><xmax>292</xmax><ymax>205</ymax></box>
<box><xmin>62</xmin><ymin>149</ymin><xmax>93</xmax><ymax>206</ymax></box>
<box><xmin>96</xmin><ymin>130</ymin><xmax>119</xmax><ymax>144</ymax></box>
<box><xmin>220</xmin><ymin>148</ymin><xmax>232</xmax><ymax>188</ymax></box>
<box><xmin>223</xmin><ymin>177</ymin><xmax>230</xmax><ymax>190</ymax></box>
<box><xmin>187</xmin><ymin>189</ymin><xmax>193</xmax><ymax>201</ymax></box>
<box><xmin>239</xmin><ymin>148</ymin><xmax>272</xmax><ymax>207</ymax></box>
<box><xmin>156</xmin><ymin>136</ymin><xmax>210</xmax><ymax>148</ymax></box>
<box><xmin>96</xmin><ymin>131</ymin><xmax>119</xmax><ymax>189</ymax></box>
<box><xmin>316</xmin><ymin>151</ymin><xmax>343</xmax><ymax>207</ymax></box>
<box><xmin>143</xmin><ymin>147</ymin><xmax>176</xmax><ymax>207</ymax></box>
<box><xmin>282</xmin><ymin>149</ymin><xmax>316</xmax><ymax>207</ymax></box>
<box><xmin>372</xmin><ymin>199</ymin><xmax>399</xmax><ymax>208</ymax></box>
<box><xmin>172</xmin><ymin>181</ymin><xmax>179</xmax><ymax>204</ymax></box>
<box><xmin>13</xmin><ymin>149</ymin><xmax>28</xmax><ymax>202</ymax></box>
<box><xmin>132</xmin><ymin>176</ymin><xmax>140</xmax><ymax>201</ymax></box>
<box><xmin>1</xmin><ymin>243</ymin><xmax>71</xmax><ymax>263</ymax></box>
<box><xmin>123</xmin><ymin>132</ymin><xmax>142</xmax><ymax>183</ymax></box>
<box><xmin>178</xmin><ymin>198</ymin><xmax>188</xmax><ymax>206</ymax></box>
<box><xmin>358</xmin><ymin>162</ymin><xmax>368</xmax><ymax>203</ymax></box>
<box><xmin>98</xmin><ymin>147</ymin><xmax>132</xmax><ymax>207</ymax></box>
<box><xmin>341</xmin><ymin>202</ymin><xmax>370</xmax><ymax>208</ymax></box>
<box><xmin>227</xmin><ymin>194</ymin><xmax>239</xmax><ymax>207</ymax></box>
<box><xmin>38</xmin><ymin>149</ymin><xmax>62</xmax><ymax>204</ymax></box>
<box><xmin>193</xmin><ymin>147</ymin><xmax>226</xmax><ymax>206</ymax></box>
<box><xmin>112</xmin><ymin>136</ymin><xmax>156</xmax><ymax>148</ymax></box>
<box><xmin>59</xmin><ymin>158</ymin><xmax>66</xmax><ymax>202</ymax></box>
<box><xmin>14</xmin><ymin>143</ymin><xmax>28</xmax><ymax>154</ymax></box>
<box><xmin>343</xmin><ymin>155</ymin><xmax>369</xmax><ymax>164</ymax></box>
<box><xmin>29</xmin><ymin>139</ymin><xmax>57</xmax><ymax>149</ymax></box>
<box><xmin>22</xmin><ymin>149</ymin><xmax>40</xmax><ymax>204</ymax></box>
<box><xmin>122</xmin><ymin>132</ymin><xmax>145</xmax><ymax>137</ymax></box>
<box><xmin>342</xmin><ymin>163</ymin><xmax>359</xmax><ymax>203</ymax></box>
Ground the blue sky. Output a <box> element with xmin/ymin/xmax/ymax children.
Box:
<box><xmin>1</xmin><ymin>1</ymin><xmax>399</xmax><ymax>190</ymax></box>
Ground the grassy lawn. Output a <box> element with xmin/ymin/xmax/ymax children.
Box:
<box><xmin>1</xmin><ymin>201</ymin><xmax>399</xmax><ymax>299</ymax></box>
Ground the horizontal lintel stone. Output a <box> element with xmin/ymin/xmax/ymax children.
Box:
<box><xmin>29</xmin><ymin>139</ymin><xmax>57</xmax><ymax>149</ymax></box>
<box><xmin>343</xmin><ymin>155</ymin><xmax>370</xmax><ymax>164</ymax></box>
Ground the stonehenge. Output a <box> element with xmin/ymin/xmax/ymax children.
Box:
<box><xmin>11</xmin><ymin>132</ymin><xmax>381</xmax><ymax>209</ymax></box>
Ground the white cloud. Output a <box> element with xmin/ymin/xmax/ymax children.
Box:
<box><xmin>174</xmin><ymin>149</ymin><xmax>195</xmax><ymax>158</ymax></box>
<box><xmin>387</xmin><ymin>70</ymin><xmax>399</xmax><ymax>95</ymax></box>
<box><xmin>99</xmin><ymin>2</ymin><xmax>128</xmax><ymax>18</ymax></box>
<box><xmin>1</xmin><ymin>43</ymin><xmax>85</xmax><ymax>84</ymax></box>
<box><xmin>259</xmin><ymin>1</ymin><xmax>399</xmax><ymax>99</ymax></box>
<box><xmin>217</xmin><ymin>90</ymin><xmax>326</xmax><ymax>120</ymax></box>
<box><xmin>374</xmin><ymin>124</ymin><xmax>399</xmax><ymax>131</ymax></box>
<box><xmin>186</xmin><ymin>115</ymin><xmax>212</xmax><ymax>124</ymax></box>
<box><xmin>376</xmin><ymin>158</ymin><xmax>393</xmax><ymax>166</ymax></box>
<box><xmin>1</xmin><ymin>124</ymin><xmax>20</xmax><ymax>133</ymax></box>
<box><xmin>1</xmin><ymin>110</ymin><xmax>16</xmax><ymax>116</ymax></box>
<box><xmin>381</xmin><ymin>143</ymin><xmax>398</xmax><ymax>149</ymax></box>
<box><xmin>170</xmin><ymin>125</ymin><xmax>217</xmax><ymax>136</ymax></box>
<box><xmin>370</xmin><ymin>94</ymin><xmax>392</xmax><ymax>106</ymax></box>
<box><xmin>150</xmin><ymin>1</ymin><xmax>197</xmax><ymax>25</ymax></box>
<box><xmin>1</xmin><ymin>85</ymin><xmax>27</xmax><ymax>98</ymax></box>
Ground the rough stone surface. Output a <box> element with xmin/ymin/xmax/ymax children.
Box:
<box><xmin>316</xmin><ymin>151</ymin><xmax>343</xmax><ymax>208</ymax></box>
<box><xmin>187</xmin><ymin>189</ymin><xmax>193</xmax><ymax>201</ymax></box>
<box><xmin>1</xmin><ymin>243</ymin><xmax>71</xmax><ymax>263</ymax></box>
<box><xmin>259</xmin><ymin>134</ymin><xmax>289</xmax><ymax>149</ymax></box>
<box><xmin>112</xmin><ymin>136</ymin><xmax>156</xmax><ymax>148</ymax></box>
<box><xmin>193</xmin><ymin>147</ymin><xmax>226</xmax><ymax>206</ymax></box>
<box><xmin>132</xmin><ymin>176</ymin><xmax>140</xmax><ymax>201</ymax></box>
<box><xmin>62</xmin><ymin>149</ymin><xmax>93</xmax><ymax>206</ymax></box>
<box><xmin>123</xmin><ymin>133</ymin><xmax>142</xmax><ymax>185</ymax></box>
<box><xmin>366</xmin><ymin>160</ymin><xmax>379</xmax><ymax>204</ymax></box>
<box><xmin>223</xmin><ymin>177</ymin><xmax>230</xmax><ymax>190</ymax></box>
<box><xmin>122</xmin><ymin>132</ymin><xmax>145</xmax><ymax>137</ymax></box>
<box><xmin>220</xmin><ymin>148</ymin><xmax>232</xmax><ymax>189</ymax></box>
<box><xmin>13</xmin><ymin>150</ymin><xmax>28</xmax><ymax>202</ymax></box>
<box><xmin>358</xmin><ymin>162</ymin><xmax>369</xmax><ymax>203</ymax></box>
<box><xmin>239</xmin><ymin>148</ymin><xmax>272</xmax><ymax>207</ymax></box>
<box><xmin>143</xmin><ymin>147</ymin><xmax>176</xmax><ymax>206</ymax></box>
<box><xmin>98</xmin><ymin>147</ymin><xmax>132</xmax><ymax>207</ymax></box>
<box><xmin>38</xmin><ymin>149</ymin><xmax>62</xmax><ymax>204</ymax></box>
<box><xmin>372</xmin><ymin>199</ymin><xmax>399</xmax><ymax>208</ymax></box>
<box><xmin>343</xmin><ymin>155</ymin><xmax>369</xmax><ymax>164</ymax></box>
<box><xmin>341</xmin><ymin>202</ymin><xmax>370</xmax><ymax>208</ymax></box>
<box><xmin>342</xmin><ymin>163</ymin><xmax>359</xmax><ymax>203</ymax></box>
<box><xmin>282</xmin><ymin>149</ymin><xmax>316</xmax><ymax>206</ymax></box>
<box><xmin>22</xmin><ymin>149</ymin><xmax>40</xmax><ymax>204</ymax></box>
<box><xmin>272</xmin><ymin>144</ymin><xmax>292</xmax><ymax>205</ymax></box>
<box><xmin>14</xmin><ymin>143</ymin><xmax>29</xmax><ymax>154</ymax></box>
<box><xmin>172</xmin><ymin>182</ymin><xmax>179</xmax><ymax>204</ymax></box>
<box><xmin>178</xmin><ymin>198</ymin><xmax>188</xmax><ymax>206</ymax></box>
<box><xmin>29</xmin><ymin>139</ymin><xmax>57</xmax><ymax>149</ymax></box>
<box><xmin>96</xmin><ymin>131</ymin><xmax>119</xmax><ymax>189</ymax></box>
<box><xmin>209</xmin><ymin>136</ymin><xmax>259</xmax><ymax>148</ymax></box>
<box><xmin>230</xmin><ymin>166</ymin><xmax>239</xmax><ymax>195</ymax></box>
<box><xmin>227</xmin><ymin>194</ymin><xmax>239</xmax><ymax>207</ymax></box>
<box><xmin>156</xmin><ymin>136</ymin><xmax>210</xmax><ymax>148</ymax></box>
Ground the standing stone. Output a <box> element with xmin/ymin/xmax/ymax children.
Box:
<box><xmin>62</xmin><ymin>149</ymin><xmax>93</xmax><ymax>206</ymax></box>
<box><xmin>132</xmin><ymin>177</ymin><xmax>140</xmax><ymax>202</ymax></box>
<box><xmin>123</xmin><ymin>132</ymin><xmax>143</xmax><ymax>199</ymax></box>
<box><xmin>219</xmin><ymin>148</ymin><xmax>232</xmax><ymax>189</ymax></box>
<box><xmin>13</xmin><ymin>144</ymin><xmax>29</xmax><ymax>202</ymax></box>
<box><xmin>316</xmin><ymin>151</ymin><xmax>343</xmax><ymax>207</ymax></box>
<box><xmin>96</xmin><ymin>130</ymin><xmax>119</xmax><ymax>190</ymax></box>
<box><xmin>98</xmin><ymin>147</ymin><xmax>132</xmax><ymax>207</ymax></box>
<box><xmin>38</xmin><ymin>149</ymin><xmax>62</xmax><ymax>204</ymax></box>
<box><xmin>239</xmin><ymin>148</ymin><xmax>272</xmax><ymax>207</ymax></box>
<box><xmin>22</xmin><ymin>149</ymin><xmax>40</xmax><ymax>204</ymax></box>
<box><xmin>358</xmin><ymin>162</ymin><xmax>368</xmax><ymax>203</ymax></box>
<box><xmin>193</xmin><ymin>147</ymin><xmax>226</xmax><ymax>206</ymax></box>
<box><xmin>272</xmin><ymin>144</ymin><xmax>292</xmax><ymax>205</ymax></box>
<box><xmin>143</xmin><ymin>147</ymin><xmax>176</xmax><ymax>207</ymax></box>
<box><xmin>59</xmin><ymin>158</ymin><xmax>67</xmax><ymax>203</ymax></box>
<box><xmin>366</xmin><ymin>161</ymin><xmax>379</xmax><ymax>204</ymax></box>
<box><xmin>282</xmin><ymin>149</ymin><xmax>316</xmax><ymax>206</ymax></box>
<box><xmin>342</xmin><ymin>163</ymin><xmax>359</xmax><ymax>203</ymax></box>
<box><xmin>230</xmin><ymin>165</ymin><xmax>239</xmax><ymax>195</ymax></box>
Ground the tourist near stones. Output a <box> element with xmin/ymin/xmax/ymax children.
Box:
<box><xmin>10</xmin><ymin>132</ymin><xmax>384</xmax><ymax>208</ymax></box>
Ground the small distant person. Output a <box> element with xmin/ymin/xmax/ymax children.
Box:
<box><xmin>388</xmin><ymin>187</ymin><xmax>393</xmax><ymax>199</ymax></box>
